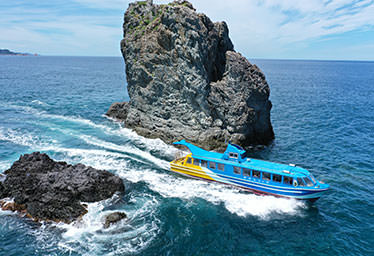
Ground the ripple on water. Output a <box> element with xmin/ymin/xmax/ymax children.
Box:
<box><xmin>1</xmin><ymin>58</ymin><xmax>374</xmax><ymax>255</ymax></box>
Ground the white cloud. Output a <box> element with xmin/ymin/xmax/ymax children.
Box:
<box><xmin>0</xmin><ymin>0</ymin><xmax>373</xmax><ymax>58</ymax></box>
<box><xmin>0</xmin><ymin>2</ymin><xmax>124</xmax><ymax>56</ymax></box>
<box><xmin>73</xmin><ymin>0</ymin><xmax>130</xmax><ymax>9</ymax></box>
<box><xmin>166</xmin><ymin>0</ymin><xmax>374</xmax><ymax>59</ymax></box>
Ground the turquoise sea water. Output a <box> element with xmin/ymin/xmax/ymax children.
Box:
<box><xmin>0</xmin><ymin>56</ymin><xmax>373</xmax><ymax>255</ymax></box>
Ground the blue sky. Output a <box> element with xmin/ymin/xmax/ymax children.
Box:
<box><xmin>1</xmin><ymin>0</ymin><xmax>374</xmax><ymax>60</ymax></box>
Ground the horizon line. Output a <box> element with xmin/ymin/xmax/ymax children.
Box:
<box><xmin>4</xmin><ymin>54</ymin><xmax>374</xmax><ymax>62</ymax></box>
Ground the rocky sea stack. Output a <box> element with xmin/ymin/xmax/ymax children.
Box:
<box><xmin>0</xmin><ymin>152</ymin><xmax>124</xmax><ymax>223</ymax></box>
<box><xmin>107</xmin><ymin>0</ymin><xmax>274</xmax><ymax>150</ymax></box>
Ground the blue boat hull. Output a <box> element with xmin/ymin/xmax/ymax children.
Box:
<box><xmin>170</xmin><ymin>162</ymin><xmax>328</xmax><ymax>202</ymax></box>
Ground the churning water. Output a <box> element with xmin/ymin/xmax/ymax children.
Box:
<box><xmin>0</xmin><ymin>56</ymin><xmax>373</xmax><ymax>255</ymax></box>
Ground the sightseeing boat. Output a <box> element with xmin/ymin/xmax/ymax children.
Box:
<box><xmin>169</xmin><ymin>140</ymin><xmax>329</xmax><ymax>202</ymax></box>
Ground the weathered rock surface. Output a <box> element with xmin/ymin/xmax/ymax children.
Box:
<box><xmin>107</xmin><ymin>102</ymin><xmax>129</xmax><ymax>120</ymax></box>
<box><xmin>107</xmin><ymin>0</ymin><xmax>274</xmax><ymax>150</ymax></box>
<box><xmin>0</xmin><ymin>152</ymin><xmax>124</xmax><ymax>223</ymax></box>
<box><xmin>103</xmin><ymin>212</ymin><xmax>127</xmax><ymax>228</ymax></box>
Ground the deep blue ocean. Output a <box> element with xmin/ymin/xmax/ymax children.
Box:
<box><xmin>0</xmin><ymin>56</ymin><xmax>373</xmax><ymax>255</ymax></box>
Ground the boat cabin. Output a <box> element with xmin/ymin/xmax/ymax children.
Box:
<box><xmin>223</xmin><ymin>143</ymin><xmax>246</xmax><ymax>162</ymax></box>
<box><xmin>171</xmin><ymin>140</ymin><xmax>329</xmax><ymax>201</ymax></box>
<box><xmin>174</xmin><ymin>139</ymin><xmax>319</xmax><ymax>188</ymax></box>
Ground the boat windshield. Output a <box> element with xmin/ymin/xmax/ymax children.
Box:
<box><xmin>309</xmin><ymin>174</ymin><xmax>317</xmax><ymax>184</ymax></box>
<box><xmin>303</xmin><ymin>177</ymin><xmax>314</xmax><ymax>187</ymax></box>
<box><xmin>231</xmin><ymin>144</ymin><xmax>244</xmax><ymax>151</ymax></box>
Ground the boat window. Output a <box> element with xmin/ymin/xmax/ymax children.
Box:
<box><xmin>303</xmin><ymin>177</ymin><xmax>314</xmax><ymax>187</ymax></box>
<box><xmin>253</xmin><ymin>170</ymin><xmax>260</xmax><ymax>178</ymax></box>
<box><xmin>243</xmin><ymin>168</ymin><xmax>251</xmax><ymax>176</ymax></box>
<box><xmin>283</xmin><ymin>176</ymin><xmax>292</xmax><ymax>185</ymax></box>
<box><xmin>209</xmin><ymin>161</ymin><xmax>216</xmax><ymax>169</ymax></box>
<box><xmin>297</xmin><ymin>178</ymin><xmax>305</xmax><ymax>186</ymax></box>
<box><xmin>217</xmin><ymin>163</ymin><xmax>225</xmax><ymax>171</ymax></box>
<box><xmin>262</xmin><ymin>172</ymin><xmax>271</xmax><ymax>181</ymax></box>
<box><xmin>186</xmin><ymin>157</ymin><xmax>192</xmax><ymax>164</ymax></box>
<box><xmin>201</xmin><ymin>160</ymin><xmax>207</xmax><ymax>167</ymax></box>
<box><xmin>193</xmin><ymin>158</ymin><xmax>200</xmax><ymax>166</ymax></box>
<box><xmin>233</xmin><ymin>166</ymin><xmax>241</xmax><ymax>175</ymax></box>
<box><xmin>273</xmin><ymin>174</ymin><xmax>282</xmax><ymax>183</ymax></box>
<box><xmin>229</xmin><ymin>153</ymin><xmax>238</xmax><ymax>159</ymax></box>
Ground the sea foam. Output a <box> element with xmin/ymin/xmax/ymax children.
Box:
<box><xmin>0</xmin><ymin>106</ymin><xmax>306</xmax><ymax>254</ymax></box>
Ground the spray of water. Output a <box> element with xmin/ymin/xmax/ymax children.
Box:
<box><xmin>0</xmin><ymin>104</ymin><xmax>307</xmax><ymax>254</ymax></box>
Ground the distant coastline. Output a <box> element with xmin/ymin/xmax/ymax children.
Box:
<box><xmin>0</xmin><ymin>49</ymin><xmax>38</xmax><ymax>56</ymax></box>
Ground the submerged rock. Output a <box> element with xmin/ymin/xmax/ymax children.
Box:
<box><xmin>107</xmin><ymin>0</ymin><xmax>274</xmax><ymax>150</ymax></box>
<box><xmin>103</xmin><ymin>211</ymin><xmax>127</xmax><ymax>228</ymax></box>
<box><xmin>0</xmin><ymin>152</ymin><xmax>124</xmax><ymax>223</ymax></box>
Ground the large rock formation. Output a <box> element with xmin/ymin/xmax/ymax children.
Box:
<box><xmin>0</xmin><ymin>152</ymin><xmax>124</xmax><ymax>223</ymax></box>
<box><xmin>107</xmin><ymin>0</ymin><xmax>274</xmax><ymax>150</ymax></box>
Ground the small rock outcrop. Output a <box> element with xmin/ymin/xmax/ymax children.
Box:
<box><xmin>0</xmin><ymin>152</ymin><xmax>124</xmax><ymax>223</ymax></box>
<box><xmin>107</xmin><ymin>0</ymin><xmax>274</xmax><ymax>150</ymax></box>
<box><xmin>103</xmin><ymin>212</ymin><xmax>127</xmax><ymax>228</ymax></box>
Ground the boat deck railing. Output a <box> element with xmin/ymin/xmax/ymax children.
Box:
<box><xmin>172</xmin><ymin>158</ymin><xmax>185</xmax><ymax>165</ymax></box>
<box><xmin>174</xmin><ymin>151</ymin><xmax>184</xmax><ymax>159</ymax></box>
<box><xmin>173</xmin><ymin>151</ymin><xmax>188</xmax><ymax>163</ymax></box>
